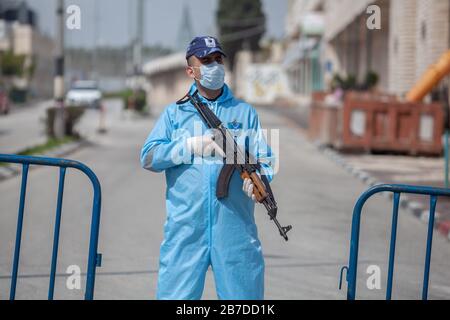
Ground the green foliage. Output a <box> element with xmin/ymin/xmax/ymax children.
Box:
<box><xmin>17</xmin><ymin>136</ymin><xmax>76</xmax><ymax>156</ymax></box>
<box><xmin>362</xmin><ymin>71</ymin><xmax>379</xmax><ymax>90</ymax></box>
<box><xmin>103</xmin><ymin>89</ymin><xmax>131</xmax><ymax>100</ymax></box>
<box><xmin>122</xmin><ymin>89</ymin><xmax>147</xmax><ymax>113</ymax></box>
<box><xmin>331</xmin><ymin>74</ymin><xmax>350</xmax><ymax>90</ymax></box>
<box><xmin>46</xmin><ymin>106</ymin><xmax>86</xmax><ymax>138</ymax></box>
<box><xmin>216</xmin><ymin>0</ymin><xmax>266</xmax><ymax>68</ymax></box>
<box><xmin>331</xmin><ymin>71</ymin><xmax>379</xmax><ymax>91</ymax></box>
<box><xmin>0</xmin><ymin>51</ymin><xmax>34</xmax><ymax>103</ymax></box>
<box><xmin>26</xmin><ymin>56</ymin><xmax>37</xmax><ymax>78</ymax></box>
<box><xmin>105</xmin><ymin>89</ymin><xmax>148</xmax><ymax>113</ymax></box>
<box><xmin>0</xmin><ymin>51</ymin><xmax>26</xmax><ymax>77</ymax></box>
<box><xmin>9</xmin><ymin>88</ymin><xmax>27</xmax><ymax>103</ymax></box>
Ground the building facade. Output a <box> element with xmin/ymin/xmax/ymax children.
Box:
<box><xmin>0</xmin><ymin>1</ymin><xmax>54</xmax><ymax>98</ymax></box>
<box><xmin>323</xmin><ymin>0</ymin><xmax>390</xmax><ymax>92</ymax></box>
<box><xmin>321</xmin><ymin>0</ymin><xmax>450</xmax><ymax>97</ymax></box>
<box><xmin>283</xmin><ymin>0</ymin><xmax>325</xmax><ymax>96</ymax></box>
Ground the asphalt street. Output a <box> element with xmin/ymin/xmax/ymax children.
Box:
<box><xmin>1</xmin><ymin>99</ymin><xmax>450</xmax><ymax>300</ymax></box>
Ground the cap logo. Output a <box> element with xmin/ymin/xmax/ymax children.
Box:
<box><xmin>204</xmin><ymin>37</ymin><xmax>216</xmax><ymax>48</ymax></box>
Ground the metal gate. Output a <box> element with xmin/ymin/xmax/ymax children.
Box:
<box><xmin>0</xmin><ymin>154</ymin><xmax>102</xmax><ymax>300</ymax></box>
<box><xmin>339</xmin><ymin>184</ymin><xmax>450</xmax><ymax>300</ymax></box>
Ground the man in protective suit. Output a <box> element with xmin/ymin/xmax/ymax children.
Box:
<box><xmin>140</xmin><ymin>36</ymin><xmax>276</xmax><ymax>300</ymax></box>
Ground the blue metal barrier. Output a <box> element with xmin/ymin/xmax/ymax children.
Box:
<box><xmin>339</xmin><ymin>184</ymin><xmax>450</xmax><ymax>300</ymax></box>
<box><xmin>0</xmin><ymin>154</ymin><xmax>102</xmax><ymax>300</ymax></box>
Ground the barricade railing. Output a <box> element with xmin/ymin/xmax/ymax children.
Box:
<box><xmin>339</xmin><ymin>184</ymin><xmax>450</xmax><ymax>300</ymax></box>
<box><xmin>0</xmin><ymin>154</ymin><xmax>102</xmax><ymax>300</ymax></box>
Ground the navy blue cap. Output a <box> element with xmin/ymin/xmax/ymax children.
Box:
<box><xmin>186</xmin><ymin>36</ymin><xmax>226</xmax><ymax>60</ymax></box>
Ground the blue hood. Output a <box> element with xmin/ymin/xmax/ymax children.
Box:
<box><xmin>187</xmin><ymin>82</ymin><xmax>234</xmax><ymax>105</ymax></box>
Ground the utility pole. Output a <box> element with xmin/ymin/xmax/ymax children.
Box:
<box><xmin>92</xmin><ymin>0</ymin><xmax>99</xmax><ymax>81</ymax></box>
<box><xmin>128</xmin><ymin>0</ymin><xmax>145</xmax><ymax>112</ymax></box>
<box><xmin>133</xmin><ymin>0</ymin><xmax>144</xmax><ymax>75</ymax></box>
<box><xmin>53</xmin><ymin>0</ymin><xmax>65</xmax><ymax>139</ymax></box>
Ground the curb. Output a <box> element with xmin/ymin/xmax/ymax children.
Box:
<box><xmin>0</xmin><ymin>139</ymin><xmax>87</xmax><ymax>182</ymax></box>
<box><xmin>317</xmin><ymin>144</ymin><xmax>450</xmax><ymax>241</ymax></box>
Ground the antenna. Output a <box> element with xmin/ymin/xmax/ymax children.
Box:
<box><xmin>176</xmin><ymin>2</ymin><xmax>194</xmax><ymax>51</ymax></box>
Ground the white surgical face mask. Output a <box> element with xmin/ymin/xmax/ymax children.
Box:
<box><xmin>192</xmin><ymin>62</ymin><xmax>225</xmax><ymax>90</ymax></box>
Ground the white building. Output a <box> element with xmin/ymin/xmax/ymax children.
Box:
<box><xmin>283</xmin><ymin>0</ymin><xmax>325</xmax><ymax>96</ymax></box>
<box><xmin>0</xmin><ymin>2</ymin><xmax>54</xmax><ymax>98</ymax></box>
<box><xmin>323</xmin><ymin>0</ymin><xmax>390</xmax><ymax>91</ymax></box>
<box><xmin>322</xmin><ymin>0</ymin><xmax>450</xmax><ymax>97</ymax></box>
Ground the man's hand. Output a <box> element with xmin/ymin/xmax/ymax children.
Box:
<box><xmin>242</xmin><ymin>178</ymin><xmax>256</xmax><ymax>202</ymax></box>
<box><xmin>186</xmin><ymin>134</ymin><xmax>225</xmax><ymax>158</ymax></box>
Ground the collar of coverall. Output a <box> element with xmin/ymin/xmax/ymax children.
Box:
<box><xmin>187</xmin><ymin>82</ymin><xmax>234</xmax><ymax>106</ymax></box>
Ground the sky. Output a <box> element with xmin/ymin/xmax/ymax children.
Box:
<box><xmin>25</xmin><ymin>0</ymin><xmax>288</xmax><ymax>49</ymax></box>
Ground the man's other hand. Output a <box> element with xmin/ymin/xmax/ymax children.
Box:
<box><xmin>243</xmin><ymin>178</ymin><xmax>256</xmax><ymax>202</ymax></box>
<box><xmin>186</xmin><ymin>135</ymin><xmax>225</xmax><ymax>158</ymax></box>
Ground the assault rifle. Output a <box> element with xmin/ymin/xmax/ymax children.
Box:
<box><xmin>177</xmin><ymin>90</ymin><xmax>292</xmax><ymax>241</ymax></box>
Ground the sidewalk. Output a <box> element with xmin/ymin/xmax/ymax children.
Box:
<box><xmin>341</xmin><ymin>153</ymin><xmax>450</xmax><ymax>240</ymax></box>
<box><xmin>0</xmin><ymin>98</ymin><xmax>125</xmax><ymax>181</ymax></box>
<box><xmin>0</xmin><ymin>100</ymin><xmax>52</xmax><ymax>154</ymax></box>
<box><xmin>264</xmin><ymin>99</ymin><xmax>450</xmax><ymax>242</ymax></box>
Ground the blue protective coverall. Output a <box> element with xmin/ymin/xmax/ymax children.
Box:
<box><xmin>140</xmin><ymin>83</ymin><xmax>276</xmax><ymax>300</ymax></box>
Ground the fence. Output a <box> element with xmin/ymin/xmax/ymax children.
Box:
<box><xmin>339</xmin><ymin>184</ymin><xmax>450</xmax><ymax>300</ymax></box>
<box><xmin>0</xmin><ymin>154</ymin><xmax>102</xmax><ymax>300</ymax></box>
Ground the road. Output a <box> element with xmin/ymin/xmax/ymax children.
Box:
<box><xmin>1</xmin><ymin>99</ymin><xmax>450</xmax><ymax>300</ymax></box>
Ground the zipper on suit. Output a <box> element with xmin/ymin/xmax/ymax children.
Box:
<box><xmin>208</xmin><ymin>102</ymin><xmax>214</xmax><ymax>250</ymax></box>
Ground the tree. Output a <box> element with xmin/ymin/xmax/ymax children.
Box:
<box><xmin>0</xmin><ymin>51</ymin><xmax>26</xmax><ymax>77</ymax></box>
<box><xmin>216</xmin><ymin>0</ymin><xmax>266</xmax><ymax>69</ymax></box>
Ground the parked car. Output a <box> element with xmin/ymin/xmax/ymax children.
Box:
<box><xmin>0</xmin><ymin>87</ymin><xmax>10</xmax><ymax>115</ymax></box>
<box><xmin>65</xmin><ymin>80</ymin><xmax>102</xmax><ymax>109</ymax></box>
